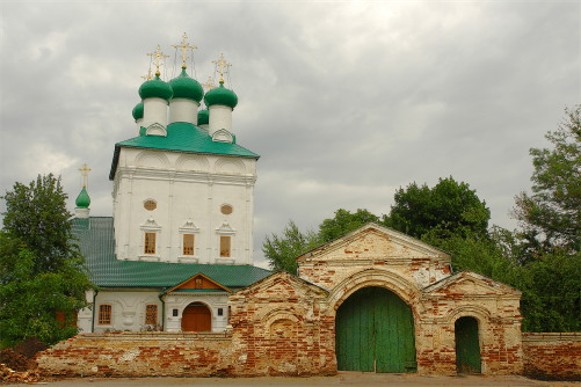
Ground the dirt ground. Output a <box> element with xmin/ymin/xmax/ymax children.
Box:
<box><xmin>9</xmin><ymin>373</ymin><xmax>578</xmax><ymax>387</ymax></box>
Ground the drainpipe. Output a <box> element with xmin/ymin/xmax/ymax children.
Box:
<box><xmin>91</xmin><ymin>290</ymin><xmax>98</xmax><ymax>333</ymax></box>
<box><xmin>158</xmin><ymin>292</ymin><xmax>166</xmax><ymax>331</ymax></box>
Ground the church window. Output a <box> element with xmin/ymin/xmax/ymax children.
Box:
<box><xmin>217</xmin><ymin>308</ymin><xmax>223</xmax><ymax>316</ymax></box>
<box><xmin>98</xmin><ymin>304</ymin><xmax>112</xmax><ymax>325</ymax></box>
<box><xmin>145</xmin><ymin>304</ymin><xmax>158</xmax><ymax>325</ymax></box>
<box><xmin>144</xmin><ymin>199</ymin><xmax>157</xmax><ymax>211</ymax></box>
<box><xmin>183</xmin><ymin>234</ymin><xmax>195</xmax><ymax>256</ymax></box>
<box><xmin>220</xmin><ymin>204</ymin><xmax>233</xmax><ymax>215</ymax></box>
<box><xmin>144</xmin><ymin>232</ymin><xmax>156</xmax><ymax>254</ymax></box>
<box><xmin>220</xmin><ymin>236</ymin><xmax>231</xmax><ymax>257</ymax></box>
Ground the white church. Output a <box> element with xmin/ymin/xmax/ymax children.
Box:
<box><xmin>73</xmin><ymin>35</ymin><xmax>271</xmax><ymax>333</ymax></box>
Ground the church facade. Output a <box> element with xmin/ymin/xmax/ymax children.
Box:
<box><xmin>66</xmin><ymin>37</ymin><xmax>524</xmax><ymax>375</ymax></box>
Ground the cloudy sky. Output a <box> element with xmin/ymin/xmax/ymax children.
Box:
<box><xmin>1</xmin><ymin>1</ymin><xmax>579</xmax><ymax>267</ymax></box>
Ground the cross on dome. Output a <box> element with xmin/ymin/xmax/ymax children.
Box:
<box><xmin>141</xmin><ymin>68</ymin><xmax>153</xmax><ymax>81</ymax></box>
<box><xmin>172</xmin><ymin>32</ymin><xmax>197</xmax><ymax>70</ymax></box>
<box><xmin>202</xmin><ymin>75</ymin><xmax>215</xmax><ymax>91</ymax></box>
<box><xmin>147</xmin><ymin>44</ymin><xmax>169</xmax><ymax>77</ymax></box>
<box><xmin>212</xmin><ymin>53</ymin><xmax>231</xmax><ymax>84</ymax></box>
<box><xmin>79</xmin><ymin>163</ymin><xmax>91</xmax><ymax>189</ymax></box>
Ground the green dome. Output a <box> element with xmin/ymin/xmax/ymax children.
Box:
<box><xmin>138</xmin><ymin>74</ymin><xmax>173</xmax><ymax>101</ymax></box>
<box><xmin>169</xmin><ymin>68</ymin><xmax>204</xmax><ymax>102</ymax></box>
<box><xmin>75</xmin><ymin>187</ymin><xmax>91</xmax><ymax>209</ymax></box>
<box><xmin>203</xmin><ymin>81</ymin><xmax>238</xmax><ymax>109</ymax></box>
<box><xmin>132</xmin><ymin>101</ymin><xmax>144</xmax><ymax>120</ymax></box>
<box><xmin>198</xmin><ymin>109</ymin><xmax>209</xmax><ymax>125</ymax></box>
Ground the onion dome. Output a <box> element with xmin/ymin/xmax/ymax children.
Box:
<box><xmin>138</xmin><ymin>74</ymin><xmax>173</xmax><ymax>101</ymax></box>
<box><xmin>169</xmin><ymin>68</ymin><xmax>204</xmax><ymax>102</ymax></box>
<box><xmin>132</xmin><ymin>101</ymin><xmax>144</xmax><ymax>121</ymax></box>
<box><xmin>203</xmin><ymin>81</ymin><xmax>238</xmax><ymax>109</ymax></box>
<box><xmin>75</xmin><ymin>187</ymin><xmax>91</xmax><ymax>209</ymax></box>
<box><xmin>198</xmin><ymin>108</ymin><xmax>209</xmax><ymax>126</ymax></box>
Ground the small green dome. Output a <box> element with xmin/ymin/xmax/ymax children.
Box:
<box><xmin>75</xmin><ymin>187</ymin><xmax>91</xmax><ymax>209</ymax></box>
<box><xmin>203</xmin><ymin>81</ymin><xmax>238</xmax><ymax>109</ymax></box>
<box><xmin>198</xmin><ymin>109</ymin><xmax>209</xmax><ymax>125</ymax></box>
<box><xmin>138</xmin><ymin>74</ymin><xmax>173</xmax><ymax>101</ymax></box>
<box><xmin>169</xmin><ymin>68</ymin><xmax>204</xmax><ymax>102</ymax></box>
<box><xmin>132</xmin><ymin>101</ymin><xmax>144</xmax><ymax>120</ymax></box>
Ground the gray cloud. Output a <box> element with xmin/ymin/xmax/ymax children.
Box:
<box><xmin>1</xmin><ymin>1</ymin><xmax>579</xmax><ymax>267</ymax></box>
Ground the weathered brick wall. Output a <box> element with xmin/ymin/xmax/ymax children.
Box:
<box><xmin>229</xmin><ymin>272</ymin><xmax>336</xmax><ymax>376</ymax></box>
<box><xmin>417</xmin><ymin>272</ymin><xmax>523</xmax><ymax>375</ymax></box>
<box><xmin>37</xmin><ymin>332</ymin><xmax>232</xmax><ymax>377</ymax></box>
<box><xmin>298</xmin><ymin>228</ymin><xmax>452</xmax><ymax>291</ymax></box>
<box><xmin>522</xmin><ymin>333</ymin><xmax>581</xmax><ymax>380</ymax></box>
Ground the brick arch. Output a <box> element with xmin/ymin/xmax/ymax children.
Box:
<box><xmin>445</xmin><ymin>305</ymin><xmax>492</xmax><ymax>326</ymax></box>
<box><xmin>326</xmin><ymin>269</ymin><xmax>420</xmax><ymax>314</ymax></box>
<box><xmin>262</xmin><ymin>309</ymin><xmax>300</xmax><ymax>326</ymax></box>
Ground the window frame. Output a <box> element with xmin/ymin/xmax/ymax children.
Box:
<box><xmin>182</xmin><ymin>233</ymin><xmax>195</xmax><ymax>256</ymax></box>
<box><xmin>145</xmin><ymin>304</ymin><xmax>158</xmax><ymax>326</ymax></box>
<box><xmin>98</xmin><ymin>304</ymin><xmax>112</xmax><ymax>325</ymax></box>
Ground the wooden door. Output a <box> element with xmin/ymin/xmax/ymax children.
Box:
<box><xmin>181</xmin><ymin>302</ymin><xmax>211</xmax><ymax>332</ymax></box>
<box><xmin>336</xmin><ymin>287</ymin><xmax>416</xmax><ymax>373</ymax></box>
<box><xmin>455</xmin><ymin>316</ymin><xmax>481</xmax><ymax>373</ymax></box>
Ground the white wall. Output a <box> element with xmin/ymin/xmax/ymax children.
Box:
<box><xmin>112</xmin><ymin>148</ymin><xmax>257</xmax><ymax>265</ymax></box>
<box><xmin>87</xmin><ymin>290</ymin><xmax>230</xmax><ymax>333</ymax></box>
<box><xmin>164</xmin><ymin>293</ymin><xmax>230</xmax><ymax>333</ymax></box>
<box><xmin>93</xmin><ymin>290</ymin><xmax>162</xmax><ymax>332</ymax></box>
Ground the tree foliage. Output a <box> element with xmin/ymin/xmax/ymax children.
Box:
<box><xmin>262</xmin><ymin>221</ymin><xmax>320</xmax><ymax>274</ymax></box>
<box><xmin>2</xmin><ymin>174</ymin><xmax>77</xmax><ymax>274</ymax></box>
<box><xmin>0</xmin><ymin>174</ymin><xmax>93</xmax><ymax>347</ymax></box>
<box><xmin>387</xmin><ymin>177</ymin><xmax>490</xmax><ymax>240</ymax></box>
<box><xmin>318</xmin><ymin>208</ymin><xmax>380</xmax><ymax>243</ymax></box>
<box><xmin>514</xmin><ymin>105</ymin><xmax>581</xmax><ymax>254</ymax></box>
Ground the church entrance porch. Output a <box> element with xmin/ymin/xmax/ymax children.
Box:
<box><xmin>181</xmin><ymin>302</ymin><xmax>211</xmax><ymax>332</ymax></box>
<box><xmin>335</xmin><ymin>286</ymin><xmax>417</xmax><ymax>373</ymax></box>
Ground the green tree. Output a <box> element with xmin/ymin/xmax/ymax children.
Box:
<box><xmin>318</xmin><ymin>208</ymin><xmax>380</xmax><ymax>243</ymax></box>
<box><xmin>387</xmin><ymin>177</ymin><xmax>490</xmax><ymax>240</ymax></box>
<box><xmin>514</xmin><ymin>105</ymin><xmax>581</xmax><ymax>254</ymax></box>
<box><xmin>0</xmin><ymin>174</ymin><xmax>93</xmax><ymax>347</ymax></box>
<box><xmin>262</xmin><ymin>220</ymin><xmax>320</xmax><ymax>274</ymax></box>
<box><xmin>521</xmin><ymin>251</ymin><xmax>581</xmax><ymax>332</ymax></box>
<box><xmin>2</xmin><ymin>174</ymin><xmax>77</xmax><ymax>274</ymax></box>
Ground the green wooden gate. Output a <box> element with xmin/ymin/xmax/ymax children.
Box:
<box><xmin>336</xmin><ymin>287</ymin><xmax>416</xmax><ymax>373</ymax></box>
<box><xmin>455</xmin><ymin>317</ymin><xmax>481</xmax><ymax>374</ymax></box>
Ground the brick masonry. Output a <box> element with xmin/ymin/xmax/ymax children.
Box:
<box><xmin>35</xmin><ymin>225</ymin><xmax>578</xmax><ymax>378</ymax></box>
<box><xmin>522</xmin><ymin>333</ymin><xmax>581</xmax><ymax>380</ymax></box>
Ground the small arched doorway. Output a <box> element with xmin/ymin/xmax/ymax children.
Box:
<box><xmin>181</xmin><ymin>302</ymin><xmax>211</xmax><ymax>332</ymax></box>
<box><xmin>455</xmin><ymin>316</ymin><xmax>481</xmax><ymax>374</ymax></box>
<box><xmin>335</xmin><ymin>286</ymin><xmax>416</xmax><ymax>373</ymax></box>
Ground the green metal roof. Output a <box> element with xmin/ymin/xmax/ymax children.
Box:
<box><xmin>109</xmin><ymin>122</ymin><xmax>259</xmax><ymax>180</ymax></box>
<box><xmin>72</xmin><ymin>217</ymin><xmax>271</xmax><ymax>290</ymax></box>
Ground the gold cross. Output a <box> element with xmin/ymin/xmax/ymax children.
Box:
<box><xmin>79</xmin><ymin>163</ymin><xmax>91</xmax><ymax>189</ymax></box>
<box><xmin>172</xmin><ymin>32</ymin><xmax>197</xmax><ymax>69</ymax></box>
<box><xmin>147</xmin><ymin>44</ymin><xmax>169</xmax><ymax>77</ymax></box>
<box><xmin>212</xmin><ymin>53</ymin><xmax>231</xmax><ymax>84</ymax></box>
<box><xmin>141</xmin><ymin>68</ymin><xmax>153</xmax><ymax>81</ymax></box>
<box><xmin>202</xmin><ymin>75</ymin><xmax>215</xmax><ymax>91</ymax></box>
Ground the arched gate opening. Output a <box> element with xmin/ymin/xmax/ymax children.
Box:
<box><xmin>335</xmin><ymin>286</ymin><xmax>416</xmax><ymax>373</ymax></box>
